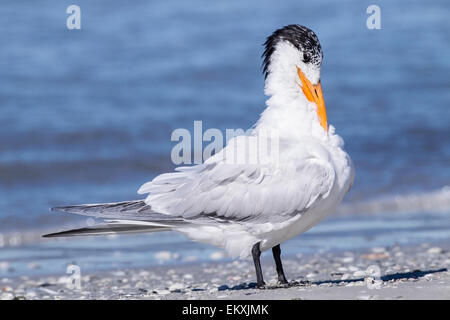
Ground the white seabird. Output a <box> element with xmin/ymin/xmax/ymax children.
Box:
<box><xmin>44</xmin><ymin>25</ymin><xmax>355</xmax><ymax>287</ymax></box>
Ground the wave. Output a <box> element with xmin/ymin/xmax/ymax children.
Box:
<box><xmin>337</xmin><ymin>186</ymin><xmax>450</xmax><ymax>215</ymax></box>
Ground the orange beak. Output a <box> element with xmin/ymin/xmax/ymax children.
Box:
<box><xmin>296</xmin><ymin>66</ymin><xmax>328</xmax><ymax>131</ymax></box>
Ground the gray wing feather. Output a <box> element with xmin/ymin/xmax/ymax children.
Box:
<box><xmin>51</xmin><ymin>200</ymin><xmax>238</xmax><ymax>226</ymax></box>
<box><xmin>52</xmin><ymin>200</ymin><xmax>185</xmax><ymax>222</ymax></box>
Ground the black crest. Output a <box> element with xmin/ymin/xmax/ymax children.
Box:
<box><xmin>262</xmin><ymin>25</ymin><xmax>322</xmax><ymax>78</ymax></box>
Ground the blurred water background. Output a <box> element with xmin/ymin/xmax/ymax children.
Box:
<box><xmin>0</xmin><ymin>0</ymin><xmax>449</xmax><ymax>277</ymax></box>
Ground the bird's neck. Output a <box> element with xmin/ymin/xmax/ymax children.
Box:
<box><xmin>255</xmin><ymin>76</ymin><xmax>328</xmax><ymax>142</ymax></box>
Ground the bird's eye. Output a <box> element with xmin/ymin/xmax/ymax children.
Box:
<box><xmin>303</xmin><ymin>53</ymin><xmax>311</xmax><ymax>63</ymax></box>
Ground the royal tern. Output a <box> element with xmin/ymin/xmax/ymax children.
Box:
<box><xmin>44</xmin><ymin>25</ymin><xmax>354</xmax><ymax>287</ymax></box>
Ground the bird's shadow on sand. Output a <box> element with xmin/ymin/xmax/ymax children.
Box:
<box><xmin>219</xmin><ymin>268</ymin><xmax>448</xmax><ymax>291</ymax></box>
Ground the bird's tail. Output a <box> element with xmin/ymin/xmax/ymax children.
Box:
<box><xmin>43</xmin><ymin>200</ymin><xmax>188</xmax><ymax>238</ymax></box>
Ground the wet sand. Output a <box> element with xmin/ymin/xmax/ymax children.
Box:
<box><xmin>1</xmin><ymin>242</ymin><xmax>449</xmax><ymax>300</ymax></box>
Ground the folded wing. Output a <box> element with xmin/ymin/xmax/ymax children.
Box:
<box><xmin>139</xmin><ymin>136</ymin><xmax>336</xmax><ymax>225</ymax></box>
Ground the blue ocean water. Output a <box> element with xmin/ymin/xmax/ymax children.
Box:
<box><xmin>0</xmin><ymin>0</ymin><xmax>449</xmax><ymax>277</ymax></box>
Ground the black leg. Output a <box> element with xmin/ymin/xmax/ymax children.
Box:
<box><xmin>251</xmin><ymin>242</ymin><xmax>265</xmax><ymax>287</ymax></box>
<box><xmin>272</xmin><ymin>244</ymin><xmax>288</xmax><ymax>284</ymax></box>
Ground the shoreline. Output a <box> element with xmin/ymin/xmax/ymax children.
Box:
<box><xmin>2</xmin><ymin>242</ymin><xmax>449</xmax><ymax>300</ymax></box>
<box><xmin>2</xmin><ymin>209</ymin><xmax>450</xmax><ymax>281</ymax></box>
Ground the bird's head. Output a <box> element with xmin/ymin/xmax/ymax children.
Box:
<box><xmin>262</xmin><ymin>25</ymin><xmax>327</xmax><ymax>131</ymax></box>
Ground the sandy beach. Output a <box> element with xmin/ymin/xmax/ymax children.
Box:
<box><xmin>2</xmin><ymin>242</ymin><xmax>448</xmax><ymax>300</ymax></box>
